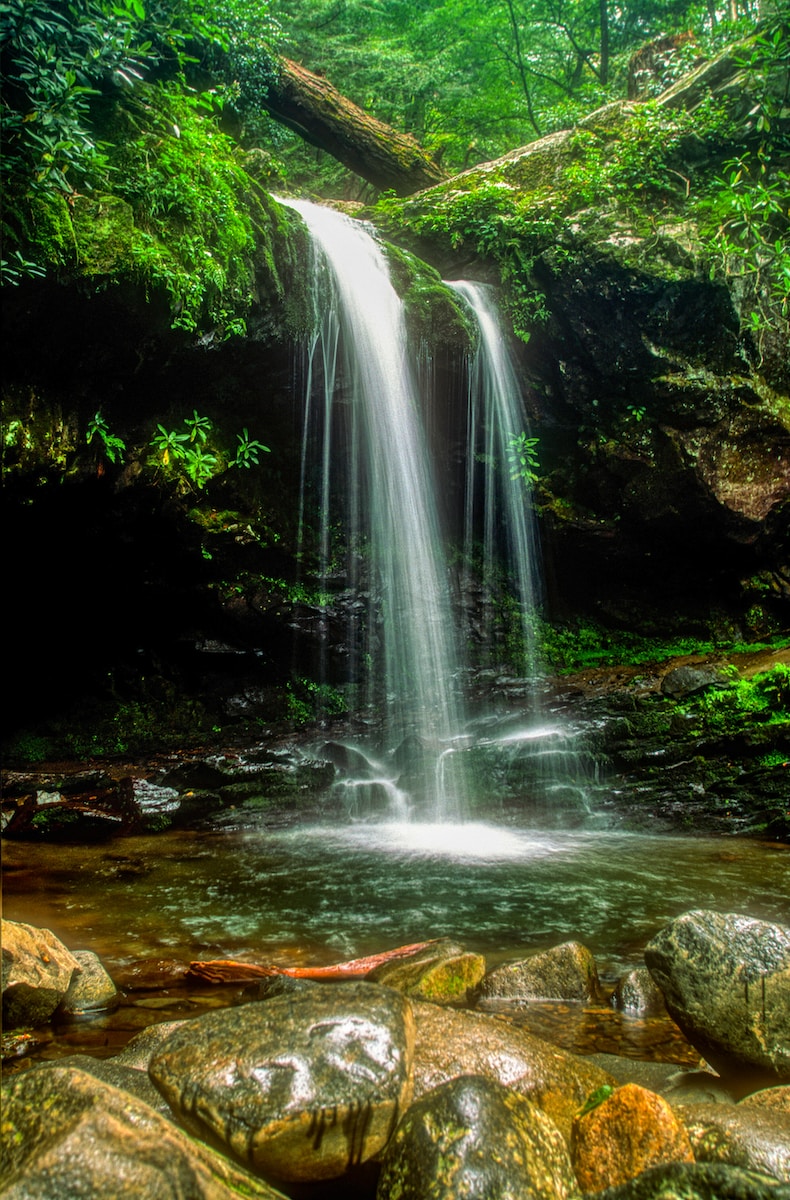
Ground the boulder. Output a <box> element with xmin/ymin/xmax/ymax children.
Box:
<box><xmin>113</xmin><ymin>1019</ymin><xmax>188</xmax><ymax>1070</ymax></box>
<box><xmin>645</xmin><ymin>911</ymin><xmax>790</xmax><ymax>1082</ymax></box>
<box><xmin>1</xmin><ymin>918</ymin><xmax>81</xmax><ymax>1029</ymax></box>
<box><xmin>741</xmin><ymin>1088</ymin><xmax>790</xmax><ymax>1117</ymax></box>
<box><xmin>30</xmin><ymin>1054</ymin><xmax>173</xmax><ymax>1117</ymax></box>
<box><xmin>571</xmin><ymin>1083</ymin><xmax>694</xmax><ymax>1192</ymax></box>
<box><xmin>368</xmin><ymin>938</ymin><xmax>486</xmax><ymax>1004</ymax></box>
<box><xmin>59</xmin><ymin>950</ymin><xmax>120</xmax><ymax>1016</ymax></box>
<box><xmin>579</xmin><ymin>1161</ymin><xmax>790</xmax><ymax>1198</ymax></box>
<box><xmin>0</xmin><ymin>1065</ymin><xmax>287</xmax><ymax>1198</ymax></box>
<box><xmin>148</xmin><ymin>980</ymin><xmax>414</xmax><ymax>1183</ymax></box>
<box><xmin>612</xmin><ymin>967</ymin><xmax>666</xmax><ymax>1014</ymax></box>
<box><xmin>660</xmin><ymin>664</ymin><xmax>730</xmax><ymax>699</ymax></box>
<box><xmin>376</xmin><ymin>1074</ymin><xmax>580</xmax><ymax>1200</ymax></box>
<box><xmin>678</xmin><ymin>1102</ymin><xmax>790</xmax><ymax>1182</ymax></box>
<box><xmin>479</xmin><ymin>941</ymin><xmax>602</xmax><ymax>1004</ymax></box>
<box><xmin>411</xmin><ymin>1001</ymin><xmax>615</xmax><ymax>1141</ymax></box>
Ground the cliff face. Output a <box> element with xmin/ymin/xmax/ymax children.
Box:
<box><xmin>371</xmin><ymin>37</ymin><xmax>789</xmax><ymax>638</ymax></box>
<box><xmin>1</xmin><ymin>35</ymin><xmax>788</xmax><ymax>750</ymax></box>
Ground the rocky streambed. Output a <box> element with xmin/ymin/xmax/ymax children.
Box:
<box><xmin>2</xmin><ymin>910</ymin><xmax>790</xmax><ymax>1198</ymax></box>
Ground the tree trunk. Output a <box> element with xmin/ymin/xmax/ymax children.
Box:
<box><xmin>260</xmin><ymin>58</ymin><xmax>447</xmax><ymax>196</ymax></box>
<box><xmin>600</xmin><ymin>0</ymin><xmax>610</xmax><ymax>87</ymax></box>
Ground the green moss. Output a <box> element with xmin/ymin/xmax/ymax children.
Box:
<box><xmin>70</xmin><ymin>195</ymin><xmax>136</xmax><ymax>275</ymax></box>
<box><xmin>384</xmin><ymin>243</ymin><xmax>477</xmax><ymax>351</ymax></box>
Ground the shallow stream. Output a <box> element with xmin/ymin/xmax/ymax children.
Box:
<box><xmin>3</xmin><ymin>820</ymin><xmax>787</xmax><ymax>1068</ymax></box>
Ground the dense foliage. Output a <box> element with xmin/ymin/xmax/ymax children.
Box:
<box><xmin>269</xmin><ymin>0</ymin><xmax>766</xmax><ymax>187</ymax></box>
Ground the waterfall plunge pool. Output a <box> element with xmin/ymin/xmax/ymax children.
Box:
<box><xmin>3</xmin><ymin>820</ymin><xmax>787</xmax><ymax>1068</ymax></box>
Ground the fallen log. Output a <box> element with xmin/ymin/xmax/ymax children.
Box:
<box><xmin>187</xmin><ymin>939</ymin><xmax>439</xmax><ymax>985</ymax></box>
<box><xmin>260</xmin><ymin>58</ymin><xmax>447</xmax><ymax>196</ymax></box>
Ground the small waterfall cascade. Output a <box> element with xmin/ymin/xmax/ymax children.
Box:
<box><xmin>280</xmin><ymin>198</ymin><xmax>591</xmax><ymax>827</ymax></box>
<box><xmin>281</xmin><ymin>197</ymin><xmax>469</xmax><ymax>818</ymax></box>
<box><xmin>450</xmin><ymin>281</ymin><xmax>541</xmax><ymax>678</ymax></box>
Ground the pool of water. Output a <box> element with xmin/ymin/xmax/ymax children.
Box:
<box><xmin>3</xmin><ymin>820</ymin><xmax>787</xmax><ymax>981</ymax></box>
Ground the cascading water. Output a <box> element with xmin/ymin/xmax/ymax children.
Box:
<box><xmin>281</xmin><ymin>198</ymin><xmax>469</xmax><ymax>818</ymax></box>
<box><xmin>451</xmin><ymin>281</ymin><xmax>541</xmax><ymax>678</ymax></box>
<box><xmin>281</xmin><ymin>197</ymin><xmax>589</xmax><ymax>827</ymax></box>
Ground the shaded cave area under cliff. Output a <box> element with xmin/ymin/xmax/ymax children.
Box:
<box><xmin>2</xmin><ymin>222</ymin><xmax>789</xmax><ymax>758</ymax></box>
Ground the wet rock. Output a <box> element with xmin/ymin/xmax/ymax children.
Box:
<box><xmin>0</xmin><ymin>1065</ymin><xmax>285</xmax><ymax>1198</ymax></box>
<box><xmin>112</xmin><ymin>957</ymin><xmax>191</xmax><ymax>990</ymax></box>
<box><xmin>113</xmin><ymin>1019</ymin><xmax>188</xmax><ymax>1070</ymax></box>
<box><xmin>368</xmin><ymin>937</ymin><xmax>486</xmax><ymax>1005</ymax></box>
<box><xmin>663</xmin><ymin>1068</ymin><xmax>736</xmax><ymax>1106</ymax></box>
<box><xmin>59</xmin><ymin>950</ymin><xmax>120</xmax><ymax>1016</ymax></box>
<box><xmin>741</xmin><ymin>1088</ymin><xmax>790</xmax><ymax>1117</ymax></box>
<box><xmin>411</xmin><ymin>1001</ymin><xmax>615</xmax><ymax>1141</ymax></box>
<box><xmin>31</xmin><ymin>1053</ymin><xmax>173</xmax><ymax>1117</ymax></box>
<box><xmin>1</xmin><ymin>918</ymin><xmax>81</xmax><ymax>1029</ymax></box>
<box><xmin>479</xmin><ymin>940</ymin><xmax>602</xmax><ymax>1004</ymax></box>
<box><xmin>376</xmin><ymin>1074</ymin><xmax>580</xmax><ymax>1200</ymax></box>
<box><xmin>644</xmin><ymin>911</ymin><xmax>790</xmax><ymax>1083</ymax></box>
<box><xmin>678</xmin><ymin>1102</ymin><xmax>790</xmax><ymax>1182</ymax></box>
<box><xmin>585</xmin><ymin>1055</ymin><xmax>687</xmax><ymax>1095</ymax></box>
<box><xmin>580</xmin><ymin>1160</ymin><xmax>790</xmax><ymax>1198</ymax></box>
<box><xmin>612</xmin><ymin>967</ymin><xmax>666</xmax><ymax>1014</ymax></box>
<box><xmin>148</xmin><ymin>980</ymin><xmax>415</xmax><ymax>1183</ymax></box>
<box><xmin>571</xmin><ymin>1082</ymin><xmax>694</xmax><ymax>1192</ymax></box>
<box><xmin>240</xmin><ymin>974</ymin><xmax>319</xmax><ymax>1003</ymax></box>
<box><xmin>660</xmin><ymin>664</ymin><xmax>730</xmax><ymax>698</ymax></box>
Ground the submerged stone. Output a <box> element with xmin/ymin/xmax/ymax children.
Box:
<box><xmin>376</xmin><ymin>1074</ymin><xmax>580</xmax><ymax>1200</ymax></box>
<box><xmin>148</xmin><ymin>980</ymin><xmax>415</xmax><ymax>1182</ymax></box>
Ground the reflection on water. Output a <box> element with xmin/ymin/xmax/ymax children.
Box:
<box><xmin>3</xmin><ymin>821</ymin><xmax>787</xmax><ymax>1069</ymax></box>
<box><xmin>3</xmin><ymin>822</ymin><xmax>787</xmax><ymax>979</ymax></box>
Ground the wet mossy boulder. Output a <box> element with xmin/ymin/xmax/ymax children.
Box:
<box><xmin>580</xmin><ymin>1161</ymin><xmax>790</xmax><ymax>1198</ymax></box>
<box><xmin>368</xmin><ymin>937</ymin><xmax>486</xmax><ymax>1005</ymax></box>
<box><xmin>0</xmin><ymin>1066</ymin><xmax>286</xmax><ymax>1199</ymax></box>
<box><xmin>410</xmin><ymin>1001</ymin><xmax>616</xmax><ymax>1141</ymax></box>
<box><xmin>376</xmin><ymin>1074</ymin><xmax>580</xmax><ymax>1200</ymax></box>
<box><xmin>1</xmin><ymin>919</ymin><xmax>81</xmax><ymax>1029</ymax></box>
<box><xmin>645</xmin><ymin>911</ymin><xmax>790</xmax><ymax>1085</ymax></box>
<box><xmin>148</xmin><ymin>981</ymin><xmax>415</xmax><ymax>1183</ymax></box>
<box><xmin>677</xmin><ymin>1102</ymin><xmax>790</xmax><ymax>1182</ymax></box>
<box><xmin>570</xmin><ymin>1082</ymin><xmax>694</xmax><ymax>1192</ymax></box>
<box><xmin>479</xmin><ymin>940</ymin><xmax>602</xmax><ymax>1004</ymax></box>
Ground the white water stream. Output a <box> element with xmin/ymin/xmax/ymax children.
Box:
<box><xmin>280</xmin><ymin>198</ymin><xmax>584</xmax><ymax>822</ymax></box>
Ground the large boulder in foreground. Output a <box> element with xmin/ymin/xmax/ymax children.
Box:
<box><xmin>148</xmin><ymin>980</ymin><xmax>414</xmax><ymax>1183</ymax></box>
<box><xmin>0</xmin><ymin>1065</ymin><xmax>285</xmax><ymax>1199</ymax></box>
<box><xmin>644</xmin><ymin>911</ymin><xmax>790</xmax><ymax>1084</ymax></box>
<box><xmin>411</xmin><ymin>1001</ymin><xmax>615</xmax><ymax>1141</ymax></box>
<box><xmin>1</xmin><ymin>918</ymin><xmax>81</xmax><ymax>1028</ymax></box>
<box><xmin>376</xmin><ymin>1074</ymin><xmax>580</xmax><ymax>1200</ymax></box>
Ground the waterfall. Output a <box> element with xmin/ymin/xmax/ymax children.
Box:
<box><xmin>281</xmin><ymin>198</ymin><xmax>468</xmax><ymax>817</ymax></box>
<box><xmin>450</xmin><ymin>281</ymin><xmax>541</xmax><ymax>679</ymax></box>
<box><xmin>279</xmin><ymin>198</ymin><xmax>590</xmax><ymax>826</ymax></box>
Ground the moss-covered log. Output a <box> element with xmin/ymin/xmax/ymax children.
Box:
<box><xmin>261</xmin><ymin>57</ymin><xmax>447</xmax><ymax>196</ymax></box>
